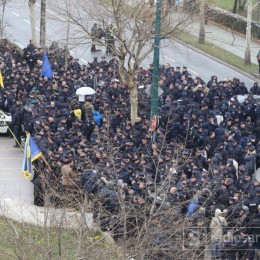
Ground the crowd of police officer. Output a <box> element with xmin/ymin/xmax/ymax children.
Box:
<box><xmin>0</xmin><ymin>38</ymin><xmax>260</xmax><ymax>258</ymax></box>
<box><xmin>90</xmin><ymin>23</ymin><xmax>115</xmax><ymax>54</ymax></box>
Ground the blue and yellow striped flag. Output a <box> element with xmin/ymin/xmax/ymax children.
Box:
<box><xmin>22</xmin><ymin>134</ymin><xmax>42</xmax><ymax>179</ymax></box>
<box><xmin>0</xmin><ymin>70</ymin><xmax>4</xmax><ymax>88</ymax></box>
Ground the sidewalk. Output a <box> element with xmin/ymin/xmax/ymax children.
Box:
<box><xmin>0</xmin><ymin>198</ymin><xmax>94</xmax><ymax>229</ymax></box>
<box><xmin>185</xmin><ymin>18</ymin><xmax>260</xmax><ymax>66</ymax></box>
<box><xmin>136</xmin><ymin>1</ymin><xmax>260</xmax><ymax>66</ymax></box>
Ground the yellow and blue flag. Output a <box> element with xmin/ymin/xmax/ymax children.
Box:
<box><xmin>0</xmin><ymin>70</ymin><xmax>4</xmax><ymax>88</ymax></box>
<box><xmin>22</xmin><ymin>134</ymin><xmax>42</xmax><ymax>179</ymax></box>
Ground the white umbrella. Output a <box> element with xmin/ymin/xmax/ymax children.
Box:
<box><xmin>76</xmin><ymin>87</ymin><xmax>96</xmax><ymax>95</ymax></box>
<box><xmin>229</xmin><ymin>94</ymin><xmax>260</xmax><ymax>105</ymax></box>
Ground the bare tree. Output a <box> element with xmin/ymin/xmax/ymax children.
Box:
<box><xmin>36</xmin><ymin>113</ymin><xmax>213</xmax><ymax>259</ymax></box>
<box><xmin>0</xmin><ymin>116</ymin><xmax>237</xmax><ymax>259</ymax></box>
<box><xmin>48</xmin><ymin>0</ymin><xmax>192</xmax><ymax>125</ymax></box>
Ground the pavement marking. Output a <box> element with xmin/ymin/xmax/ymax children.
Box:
<box><xmin>188</xmin><ymin>68</ymin><xmax>199</xmax><ymax>75</ymax></box>
<box><xmin>0</xmin><ymin>158</ymin><xmax>23</xmax><ymax>160</ymax></box>
<box><xmin>0</xmin><ymin>168</ymin><xmax>21</xmax><ymax>170</ymax></box>
<box><xmin>23</xmin><ymin>19</ymin><xmax>30</xmax><ymax>24</ymax></box>
<box><xmin>81</xmin><ymin>10</ymin><xmax>88</xmax><ymax>15</ymax></box>
<box><xmin>46</xmin><ymin>9</ymin><xmax>57</xmax><ymax>16</ymax></box>
<box><xmin>162</xmin><ymin>55</ymin><xmax>176</xmax><ymax>63</ymax></box>
<box><xmin>74</xmin><ymin>26</ymin><xmax>84</xmax><ymax>32</ymax></box>
<box><xmin>36</xmin><ymin>3</ymin><xmax>66</xmax><ymax>21</ymax></box>
<box><xmin>80</xmin><ymin>58</ymin><xmax>88</xmax><ymax>63</ymax></box>
<box><xmin>0</xmin><ymin>149</ymin><xmax>23</xmax><ymax>151</ymax></box>
<box><xmin>162</xmin><ymin>55</ymin><xmax>199</xmax><ymax>75</ymax></box>
<box><xmin>12</xmin><ymin>12</ymin><xmax>19</xmax><ymax>17</ymax></box>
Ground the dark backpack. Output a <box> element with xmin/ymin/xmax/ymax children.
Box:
<box><xmin>81</xmin><ymin>171</ymin><xmax>98</xmax><ymax>193</ymax></box>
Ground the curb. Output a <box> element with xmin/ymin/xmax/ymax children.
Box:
<box><xmin>175</xmin><ymin>37</ymin><xmax>260</xmax><ymax>83</ymax></box>
<box><xmin>0</xmin><ymin>199</ymin><xmax>94</xmax><ymax>229</ymax></box>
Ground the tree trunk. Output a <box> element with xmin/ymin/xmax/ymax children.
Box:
<box><xmin>244</xmin><ymin>0</ymin><xmax>252</xmax><ymax>65</ymax></box>
<box><xmin>198</xmin><ymin>0</ymin><xmax>205</xmax><ymax>44</ymax></box>
<box><xmin>0</xmin><ymin>0</ymin><xmax>7</xmax><ymax>39</ymax></box>
<box><xmin>64</xmin><ymin>0</ymin><xmax>71</xmax><ymax>71</ymax></box>
<box><xmin>129</xmin><ymin>84</ymin><xmax>138</xmax><ymax>126</ymax></box>
<box><xmin>233</xmin><ymin>0</ymin><xmax>238</xmax><ymax>13</ymax></box>
<box><xmin>119</xmin><ymin>57</ymin><xmax>126</xmax><ymax>83</ymax></box>
<box><xmin>28</xmin><ymin>0</ymin><xmax>37</xmax><ymax>44</ymax></box>
<box><xmin>257</xmin><ymin>4</ymin><xmax>260</xmax><ymax>21</ymax></box>
<box><xmin>118</xmin><ymin>57</ymin><xmax>138</xmax><ymax>125</ymax></box>
<box><xmin>40</xmin><ymin>0</ymin><xmax>46</xmax><ymax>48</ymax></box>
<box><xmin>240</xmin><ymin>0</ymin><xmax>247</xmax><ymax>11</ymax></box>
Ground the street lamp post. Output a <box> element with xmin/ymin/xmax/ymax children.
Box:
<box><xmin>150</xmin><ymin>0</ymin><xmax>162</xmax><ymax>119</ymax></box>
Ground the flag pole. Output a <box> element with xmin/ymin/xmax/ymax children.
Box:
<box><xmin>0</xmin><ymin>69</ymin><xmax>4</xmax><ymax>88</ymax></box>
<box><xmin>25</xmin><ymin>131</ymin><xmax>58</xmax><ymax>181</ymax></box>
<box><xmin>41</xmin><ymin>153</ymin><xmax>58</xmax><ymax>181</ymax></box>
<box><xmin>6</xmin><ymin>126</ymin><xmax>57</xmax><ymax>181</ymax></box>
<box><xmin>3</xmin><ymin>120</ymin><xmax>23</xmax><ymax>149</ymax></box>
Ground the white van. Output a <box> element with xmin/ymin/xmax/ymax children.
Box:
<box><xmin>0</xmin><ymin>110</ymin><xmax>12</xmax><ymax>133</ymax></box>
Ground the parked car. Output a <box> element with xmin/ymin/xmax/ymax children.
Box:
<box><xmin>0</xmin><ymin>110</ymin><xmax>12</xmax><ymax>134</ymax></box>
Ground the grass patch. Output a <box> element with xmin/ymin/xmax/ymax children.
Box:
<box><xmin>0</xmin><ymin>216</ymin><xmax>118</xmax><ymax>260</ymax></box>
<box><xmin>208</xmin><ymin>0</ymin><xmax>235</xmax><ymax>11</ymax></box>
<box><xmin>175</xmin><ymin>30</ymin><xmax>259</xmax><ymax>76</ymax></box>
<box><xmin>207</xmin><ymin>0</ymin><xmax>258</xmax><ymax>20</ymax></box>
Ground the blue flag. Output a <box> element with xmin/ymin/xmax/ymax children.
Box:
<box><xmin>22</xmin><ymin>134</ymin><xmax>42</xmax><ymax>180</ymax></box>
<box><xmin>41</xmin><ymin>53</ymin><xmax>53</xmax><ymax>78</ymax></box>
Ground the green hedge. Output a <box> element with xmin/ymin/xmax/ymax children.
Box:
<box><xmin>207</xmin><ymin>7</ymin><xmax>260</xmax><ymax>40</ymax></box>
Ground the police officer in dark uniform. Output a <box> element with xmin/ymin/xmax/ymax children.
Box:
<box><xmin>105</xmin><ymin>24</ymin><xmax>115</xmax><ymax>54</ymax></box>
<box><xmin>82</xmin><ymin>114</ymin><xmax>95</xmax><ymax>142</ymax></box>
<box><xmin>11</xmin><ymin>106</ymin><xmax>24</xmax><ymax>147</ymax></box>
<box><xmin>91</xmin><ymin>23</ymin><xmax>99</xmax><ymax>52</ymax></box>
<box><xmin>99</xmin><ymin>56</ymin><xmax>109</xmax><ymax>70</ymax></box>
<box><xmin>33</xmin><ymin>174</ymin><xmax>44</xmax><ymax>207</ymax></box>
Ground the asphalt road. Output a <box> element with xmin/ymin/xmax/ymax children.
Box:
<box><xmin>0</xmin><ymin>136</ymin><xmax>33</xmax><ymax>203</ymax></box>
<box><xmin>3</xmin><ymin>0</ymin><xmax>256</xmax><ymax>87</ymax></box>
